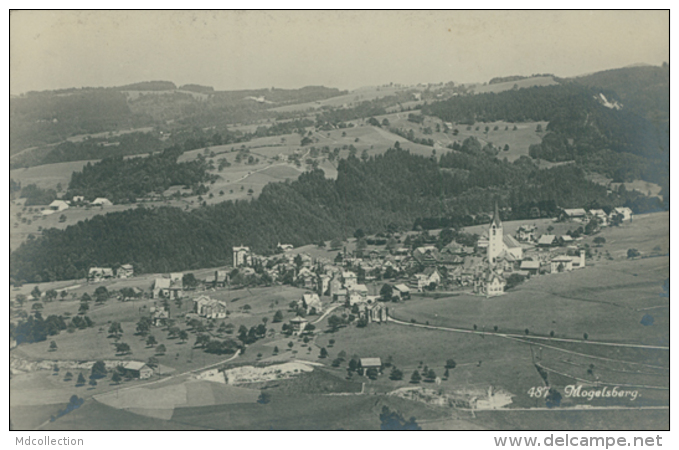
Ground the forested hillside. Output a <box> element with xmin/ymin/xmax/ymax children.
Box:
<box><xmin>65</xmin><ymin>147</ymin><xmax>215</xmax><ymax>203</ymax></box>
<box><xmin>10</xmin><ymin>147</ymin><xmax>660</xmax><ymax>284</ymax></box>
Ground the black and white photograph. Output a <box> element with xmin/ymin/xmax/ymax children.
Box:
<box><xmin>7</xmin><ymin>9</ymin><xmax>670</xmax><ymax>438</ymax></box>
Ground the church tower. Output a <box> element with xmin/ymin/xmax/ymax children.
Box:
<box><xmin>488</xmin><ymin>202</ymin><xmax>503</xmax><ymax>266</ymax></box>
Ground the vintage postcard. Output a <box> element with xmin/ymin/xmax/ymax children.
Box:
<box><xmin>9</xmin><ymin>10</ymin><xmax>669</xmax><ymax>436</ymax></box>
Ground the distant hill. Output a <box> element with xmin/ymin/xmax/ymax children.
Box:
<box><xmin>9</xmin><ymin>84</ymin><xmax>347</xmax><ymax>155</ymax></box>
<box><xmin>118</xmin><ymin>80</ymin><xmax>177</xmax><ymax>91</ymax></box>
<box><xmin>571</xmin><ymin>64</ymin><xmax>669</xmax><ymax>125</ymax></box>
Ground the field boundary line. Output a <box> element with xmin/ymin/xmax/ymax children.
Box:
<box><xmin>387</xmin><ymin>316</ymin><xmax>669</xmax><ymax>350</ymax></box>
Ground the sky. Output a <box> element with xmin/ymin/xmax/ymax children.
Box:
<box><xmin>9</xmin><ymin>10</ymin><xmax>670</xmax><ymax>95</ymax></box>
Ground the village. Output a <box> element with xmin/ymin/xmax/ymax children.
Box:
<box><xmin>84</xmin><ymin>203</ymin><xmax>634</xmax><ymax>310</ymax></box>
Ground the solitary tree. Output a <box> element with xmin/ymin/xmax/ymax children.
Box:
<box><xmin>410</xmin><ymin>370</ymin><xmax>422</xmax><ymax>384</ymax></box>
<box><xmin>108</xmin><ymin>322</ymin><xmax>123</xmax><ymax>338</ymax></box>
<box><xmin>390</xmin><ymin>368</ymin><xmax>403</xmax><ymax>380</ymax></box>
<box><xmin>156</xmin><ymin>344</ymin><xmax>166</xmax><ymax>355</ymax></box>
<box><xmin>90</xmin><ymin>361</ymin><xmax>107</xmax><ymax>379</ymax></box>
<box><xmin>146</xmin><ymin>335</ymin><xmax>157</xmax><ymax>347</ymax></box>
<box><xmin>445</xmin><ymin>359</ymin><xmax>456</xmax><ymax>369</ymax></box>
<box><xmin>111</xmin><ymin>372</ymin><xmax>122</xmax><ymax>385</ymax></box>
<box><xmin>178</xmin><ymin>330</ymin><xmax>189</xmax><ymax>343</ymax></box>
<box><xmin>76</xmin><ymin>373</ymin><xmax>86</xmax><ymax>386</ymax></box>
<box><xmin>319</xmin><ymin>347</ymin><xmax>329</xmax><ymax>359</ymax></box>
<box><xmin>115</xmin><ymin>343</ymin><xmax>131</xmax><ymax>355</ymax></box>
<box><xmin>49</xmin><ymin>340</ymin><xmax>58</xmax><ymax>352</ymax></box>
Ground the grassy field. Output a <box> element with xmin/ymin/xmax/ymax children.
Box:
<box><xmin>390</xmin><ymin>256</ymin><xmax>668</xmax><ymax>345</ymax></box>
<box><xmin>170</xmin><ymin>391</ymin><xmax>446</xmax><ymax>430</ymax></box>
<box><xmin>41</xmin><ymin>398</ymin><xmax>211</xmax><ymax>430</ymax></box>
<box><xmin>475</xmin><ymin>408</ymin><xmax>669</xmax><ymax>431</ymax></box>
<box><xmin>469</xmin><ymin>76</ymin><xmax>559</xmax><ymax>94</ymax></box>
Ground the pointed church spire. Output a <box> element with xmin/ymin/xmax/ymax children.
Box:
<box><xmin>491</xmin><ymin>201</ymin><xmax>502</xmax><ymax>227</ymax></box>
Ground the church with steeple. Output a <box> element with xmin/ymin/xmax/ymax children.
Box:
<box><xmin>473</xmin><ymin>202</ymin><xmax>509</xmax><ymax>297</ymax></box>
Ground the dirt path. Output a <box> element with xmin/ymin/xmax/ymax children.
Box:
<box><xmin>312</xmin><ymin>304</ymin><xmax>341</xmax><ymax>325</ymax></box>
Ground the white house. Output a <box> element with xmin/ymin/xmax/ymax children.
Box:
<box><xmin>119</xmin><ymin>361</ymin><xmax>153</xmax><ymax>379</ymax></box>
<box><xmin>194</xmin><ymin>296</ymin><xmax>228</xmax><ymax>319</ymax></box>
<box><xmin>588</xmin><ymin>209</ymin><xmax>609</xmax><ymax>226</ymax></box>
<box><xmin>485</xmin><ymin>272</ymin><xmax>506</xmax><ymax>297</ymax></box>
<box><xmin>537</xmin><ymin>235</ymin><xmax>557</xmax><ymax>247</ymax></box>
<box><xmin>613</xmin><ymin>207</ymin><xmax>633</xmax><ymax>222</ymax></box>
<box><xmin>88</xmin><ymin>267</ymin><xmax>114</xmax><ymax>282</ymax></box>
<box><xmin>232</xmin><ymin>246</ymin><xmax>251</xmax><ymax>267</ymax></box>
<box><xmin>550</xmin><ymin>255</ymin><xmax>573</xmax><ymax>273</ymax></box>
<box><xmin>348</xmin><ymin>284</ymin><xmax>369</xmax><ymax>305</ymax></box>
<box><xmin>342</xmin><ymin>271</ymin><xmax>358</xmax><ymax>289</ymax></box>
<box><xmin>49</xmin><ymin>200</ymin><xmax>69</xmax><ymax>211</ymax></box>
<box><xmin>92</xmin><ymin>198</ymin><xmax>113</xmax><ymax>206</ymax></box>
<box><xmin>117</xmin><ymin>264</ymin><xmax>134</xmax><ymax>278</ymax></box>
<box><xmin>516</xmin><ymin>224</ymin><xmax>537</xmax><ymax>242</ymax></box>
<box><xmin>562</xmin><ymin>208</ymin><xmax>588</xmax><ymax>221</ymax></box>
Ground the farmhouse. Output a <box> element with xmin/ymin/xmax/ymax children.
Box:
<box><xmin>348</xmin><ymin>284</ymin><xmax>369</xmax><ymax>305</ymax></box>
<box><xmin>215</xmin><ymin>270</ymin><xmax>229</xmax><ymax>287</ymax></box>
<box><xmin>537</xmin><ymin>235</ymin><xmax>557</xmax><ymax>247</ymax></box>
<box><xmin>119</xmin><ymin>361</ymin><xmax>153</xmax><ymax>379</ymax></box>
<box><xmin>342</xmin><ymin>271</ymin><xmax>358</xmax><ymax>289</ymax></box>
<box><xmin>550</xmin><ymin>255</ymin><xmax>573</xmax><ymax>273</ymax></box>
<box><xmin>589</xmin><ymin>209</ymin><xmax>609</xmax><ymax>226</ymax></box>
<box><xmin>91</xmin><ymin>197</ymin><xmax>113</xmax><ymax>206</ymax></box>
<box><xmin>613</xmin><ymin>207</ymin><xmax>633</xmax><ymax>222</ymax></box>
<box><xmin>117</xmin><ymin>264</ymin><xmax>134</xmax><ymax>279</ymax></box>
<box><xmin>289</xmin><ymin>317</ymin><xmax>308</xmax><ymax>335</ymax></box>
<box><xmin>88</xmin><ymin>267</ymin><xmax>114</xmax><ymax>282</ymax></box>
<box><xmin>43</xmin><ymin>200</ymin><xmax>69</xmax><ymax>215</ymax></box>
<box><xmin>562</xmin><ymin>208</ymin><xmax>587</xmax><ymax>221</ymax></box>
<box><xmin>194</xmin><ymin>296</ymin><xmax>228</xmax><ymax>319</ymax></box>
<box><xmin>301</xmin><ymin>292</ymin><xmax>323</xmax><ymax>314</ymax></box>
<box><xmin>393</xmin><ymin>284</ymin><xmax>411</xmax><ymax>300</ymax></box>
<box><xmin>233</xmin><ymin>246</ymin><xmax>252</xmax><ymax>267</ymax></box>
<box><xmin>277</xmin><ymin>242</ymin><xmax>294</xmax><ymax>252</ymax></box>
<box><xmin>151</xmin><ymin>307</ymin><xmax>170</xmax><ymax>326</ymax></box>
<box><xmin>519</xmin><ymin>260</ymin><xmax>541</xmax><ymax>275</ymax></box>
<box><xmin>359</xmin><ymin>357</ymin><xmax>382</xmax><ymax>370</ymax></box>
<box><xmin>153</xmin><ymin>275</ymin><xmax>183</xmax><ymax>299</ymax></box>
<box><xmin>318</xmin><ymin>274</ymin><xmax>331</xmax><ymax>296</ymax></box>
<box><xmin>296</xmin><ymin>268</ymin><xmax>317</xmax><ymax>290</ymax></box>
<box><xmin>516</xmin><ymin>224</ymin><xmax>537</xmax><ymax>242</ymax></box>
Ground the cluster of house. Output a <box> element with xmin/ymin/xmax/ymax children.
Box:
<box><xmin>142</xmin><ymin>203</ymin><xmax>629</xmax><ymax>304</ymax></box>
<box><xmin>469</xmin><ymin>203</ymin><xmax>615</xmax><ymax>297</ymax></box>
<box><xmin>560</xmin><ymin>207</ymin><xmax>633</xmax><ymax>226</ymax></box>
<box><xmin>152</xmin><ymin>273</ymin><xmax>183</xmax><ymax>299</ymax></box>
<box><xmin>40</xmin><ymin>197</ymin><xmax>113</xmax><ymax>216</ymax></box>
<box><xmin>88</xmin><ymin>264</ymin><xmax>134</xmax><ymax>282</ymax></box>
